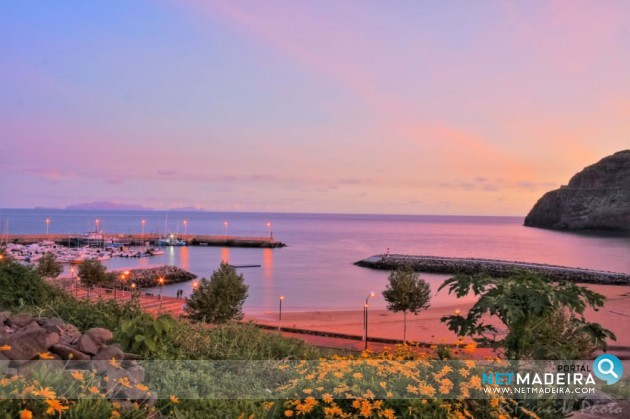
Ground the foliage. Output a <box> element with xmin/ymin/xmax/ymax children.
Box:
<box><xmin>36</xmin><ymin>252</ymin><xmax>63</xmax><ymax>279</ymax></box>
<box><xmin>77</xmin><ymin>259</ymin><xmax>116</xmax><ymax>289</ymax></box>
<box><xmin>382</xmin><ymin>267</ymin><xmax>431</xmax><ymax>341</ymax></box>
<box><xmin>118</xmin><ymin>315</ymin><xmax>175</xmax><ymax>358</ymax></box>
<box><xmin>0</xmin><ymin>256</ymin><xmax>63</xmax><ymax>309</ymax></box>
<box><xmin>439</xmin><ymin>271</ymin><xmax>616</xmax><ymax>359</ymax></box>
<box><xmin>185</xmin><ymin>262</ymin><xmax>249</xmax><ymax>323</ymax></box>
<box><xmin>0</xmin><ymin>362</ymin><xmax>179</xmax><ymax>418</ymax></box>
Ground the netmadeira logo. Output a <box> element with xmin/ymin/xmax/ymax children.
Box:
<box><xmin>482</xmin><ymin>355</ymin><xmax>624</xmax><ymax>392</ymax></box>
<box><xmin>593</xmin><ymin>354</ymin><xmax>623</xmax><ymax>385</ymax></box>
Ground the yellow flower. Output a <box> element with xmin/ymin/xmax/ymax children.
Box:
<box><xmin>459</xmin><ymin>368</ymin><xmax>470</xmax><ymax>378</ymax></box>
<box><xmin>109</xmin><ymin>358</ymin><xmax>120</xmax><ymax>368</ymax></box>
<box><xmin>352</xmin><ymin>372</ymin><xmax>363</xmax><ymax>379</ymax></box>
<box><xmin>37</xmin><ymin>352</ymin><xmax>55</xmax><ymax>360</ymax></box>
<box><xmin>359</xmin><ymin>400</ymin><xmax>373</xmax><ymax>417</ymax></box>
<box><xmin>0</xmin><ymin>378</ymin><xmax>9</xmax><ymax>387</ymax></box>
<box><xmin>45</xmin><ymin>399</ymin><xmax>69</xmax><ymax>415</ymax></box>
<box><xmin>284</xmin><ymin>410</ymin><xmax>294</xmax><ymax>417</ymax></box>
<box><xmin>322</xmin><ymin>393</ymin><xmax>333</xmax><ymax>404</ymax></box>
<box><xmin>20</xmin><ymin>410</ymin><xmax>33</xmax><ymax>419</ymax></box>
<box><xmin>302</xmin><ymin>388</ymin><xmax>313</xmax><ymax>395</ymax></box>
<box><xmin>112</xmin><ymin>402</ymin><xmax>121</xmax><ymax>410</ymax></box>
<box><xmin>382</xmin><ymin>409</ymin><xmax>396</xmax><ymax>419</ymax></box>
<box><xmin>0</xmin><ymin>344</ymin><xmax>10</xmax><ymax>351</ymax></box>
<box><xmin>89</xmin><ymin>386</ymin><xmax>100</xmax><ymax>394</ymax></box>
<box><xmin>71</xmin><ymin>371</ymin><xmax>85</xmax><ymax>381</ymax></box>
<box><xmin>170</xmin><ymin>395</ymin><xmax>180</xmax><ymax>404</ymax></box>
<box><xmin>263</xmin><ymin>401</ymin><xmax>275</xmax><ymax>411</ymax></box>
<box><xmin>379</xmin><ymin>381</ymin><xmax>387</xmax><ymax>389</ymax></box>
<box><xmin>135</xmin><ymin>383</ymin><xmax>149</xmax><ymax>392</ymax></box>
<box><xmin>111</xmin><ymin>411</ymin><xmax>121</xmax><ymax>418</ymax></box>
<box><xmin>118</xmin><ymin>377</ymin><xmax>132</xmax><ymax>388</ymax></box>
<box><xmin>32</xmin><ymin>386</ymin><xmax>56</xmax><ymax>399</ymax></box>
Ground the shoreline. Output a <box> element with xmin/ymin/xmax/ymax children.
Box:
<box><xmin>244</xmin><ymin>283</ymin><xmax>630</xmax><ymax>348</ymax></box>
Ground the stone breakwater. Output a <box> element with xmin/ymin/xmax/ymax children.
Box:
<box><xmin>112</xmin><ymin>265</ymin><xmax>197</xmax><ymax>288</ymax></box>
<box><xmin>0</xmin><ymin>312</ymin><xmax>154</xmax><ymax>407</ymax></box>
<box><xmin>355</xmin><ymin>254</ymin><xmax>630</xmax><ymax>285</ymax></box>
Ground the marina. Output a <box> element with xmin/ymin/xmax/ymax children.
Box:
<box><xmin>1</xmin><ymin>233</ymin><xmax>286</xmax><ymax>248</ymax></box>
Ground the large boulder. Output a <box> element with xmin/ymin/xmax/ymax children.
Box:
<box><xmin>525</xmin><ymin>150</ymin><xmax>630</xmax><ymax>232</ymax></box>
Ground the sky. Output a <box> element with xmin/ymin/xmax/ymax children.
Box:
<box><xmin>1</xmin><ymin>1</ymin><xmax>629</xmax><ymax>215</ymax></box>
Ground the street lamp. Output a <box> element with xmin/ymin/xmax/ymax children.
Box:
<box><xmin>192</xmin><ymin>281</ymin><xmax>198</xmax><ymax>291</ymax></box>
<box><xmin>266</xmin><ymin>222</ymin><xmax>272</xmax><ymax>240</ymax></box>
<box><xmin>45</xmin><ymin>218</ymin><xmax>51</xmax><ymax>237</ymax></box>
<box><xmin>223</xmin><ymin>221</ymin><xmax>228</xmax><ymax>236</ymax></box>
<box><xmin>131</xmin><ymin>283</ymin><xmax>136</xmax><ymax>298</ymax></box>
<box><xmin>158</xmin><ymin>277</ymin><xmax>165</xmax><ymax>312</ymax></box>
<box><xmin>95</xmin><ymin>218</ymin><xmax>101</xmax><ymax>232</ymax></box>
<box><xmin>363</xmin><ymin>291</ymin><xmax>375</xmax><ymax>350</ymax></box>
<box><xmin>183</xmin><ymin>219</ymin><xmax>188</xmax><ymax>236</ymax></box>
<box><xmin>278</xmin><ymin>295</ymin><xmax>285</xmax><ymax>330</ymax></box>
<box><xmin>141</xmin><ymin>219</ymin><xmax>146</xmax><ymax>241</ymax></box>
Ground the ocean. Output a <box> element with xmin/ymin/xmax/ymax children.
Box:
<box><xmin>1</xmin><ymin>209</ymin><xmax>628</xmax><ymax>313</ymax></box>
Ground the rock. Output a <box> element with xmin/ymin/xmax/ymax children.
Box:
<box><xmin>123</xmin><ymin>352</ymin><xmax>142</xmax><ymax>361</ymax></box>
<box><xmin>4</xmin><ymin>328</ymin><xmax>53</xmax><ymax>361</ymax></box>
<box><xmin>0</xmin><ymin>311</ymin><xmax>11</xmax><ymax>325</ymax></box>
<box><xmin>525</xmin><ymin>150</ymin><xmax>630</xmax><ymax>232</ymax></box>
<box><xmin>86</xmin><ymin>328</ymin><xmax>113</xmax><ymax>345</ymax></box>
<box><xmin>92</xmin><ymin>345</ymin><xmax>124</xmax><ymax>361</ymax></box>
<box><xmin>92</xmin><ymin>345</ymin><xmax>125</xmax><ymax>374</ymax></box>
<box><xmin>8</xmin><ymin>313</ymin><xmax>34</xmax><ymax>328</ymax></box>
<box><xmin>58</xmin><ymin>323</ymin><xmax>82</xmax><ymax>346</ymax></box>
<box><xmin>77</xmin><ymin>334</ymin><xmax>99</xmax><ymax>355</ymax></box>
<box><xmin>50</xmin><ymin>343</ymin><xmax>91</xmax><ymax>361</ymax></box>
<box><xmin>37</xmin><ymin>317</ymin><xmax>65</xmax><ymax>333</ymax></box>
<box><xmin>127</xmin><ymin>365</ymin><xmax>145</xmax><ymax>383</ymax></box>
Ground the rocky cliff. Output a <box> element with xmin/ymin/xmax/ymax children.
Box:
<box><xmin>524</xmin><ymin>150</ymin><xmax>630</xmax><ymax>232</ymax></box>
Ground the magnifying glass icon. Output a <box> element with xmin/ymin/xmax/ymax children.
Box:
<box><xmin>597</xmin><ymin>358</ymin><xmax>619</xmax><ymax>379</ymax></box>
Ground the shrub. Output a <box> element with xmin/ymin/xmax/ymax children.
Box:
<box><xmin>36</xmin><ymin>252</ymin><xmax>63</xmax><ymax>279</ymax></box>
<box><xmin>185</xmin><ymin>262</ymin><xmax>248</xmax><ymax>323</ymax></box>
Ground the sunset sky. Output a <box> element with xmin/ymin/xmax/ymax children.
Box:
<box><xmin>2</xmin><ymin>1</ymin><xmax>629</xmax><ymax>215</ymax></box>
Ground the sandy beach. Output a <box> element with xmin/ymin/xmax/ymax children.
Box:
<box><xmin>245</xmin><ymin>284</ymin><xmax>630</xmax><ymax>349</ymax></box>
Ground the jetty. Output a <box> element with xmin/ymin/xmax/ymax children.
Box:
<box><xmin>2</xmin><ymin>233</ymin><xmax>286</xmax><ymax>248</ymax></box>
<box><xmin>355</xmin><ymin>254</ymin><xmax>630</xmax><ymax>285</ymax></box>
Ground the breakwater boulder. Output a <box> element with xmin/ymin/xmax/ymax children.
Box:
<box><xmin>0</xmin><ymin>312</ymin><xmax>154</xmax><ymax>406</ymax></box>
<box><xmin>113</xmin><ymin>265</ymin><xmax>196</xmax><ymax>288</ymax></box>
<box><xmin>355</xmin><ymin>255</ymin><xmax>630</xmax><ymax>285</ymax></box>
<box><xmin>524</xmin><ymin>150</ymin><xmax>630</xmax><ymax>232</ymax></box>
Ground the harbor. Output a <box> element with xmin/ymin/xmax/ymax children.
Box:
<box><xmin>2</xmin><ymin>233</ymin><xmax>286</xmax><ymax>248</ymax></box>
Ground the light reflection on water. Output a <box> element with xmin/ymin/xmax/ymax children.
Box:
<box><xmin>6</xmin><ymin>209</ymin><xmax>627</xmax><ymax>312</ymax></box>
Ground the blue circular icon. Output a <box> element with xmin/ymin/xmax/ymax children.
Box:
<box><xmin>593</xmin><ymin>354</ymin><xmax>623</xmax><ymax>385</ymax></box>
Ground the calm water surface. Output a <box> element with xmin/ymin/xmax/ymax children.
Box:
<box><xmin>2</xmin><ymin>210</ymin><xmax>628</xmax><ymax>312</ymax></box>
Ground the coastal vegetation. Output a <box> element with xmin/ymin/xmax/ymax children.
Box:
<box><xmin>439</xmin><ymin>271</ymin><xmax>616</xmax><ymax>359</ymax></box>
<box><xmin>185</xmin><ymin>262</ymin><xmax>249</xmax><ymax>323</ymax></box>
<box><xmin>0</xmin><ymin>253</ymin><xmax>620</xmax><ymax>417</ymax></box>
<box><xmin>36</xmin><ymin>252</ymin><xmax>63</xmax><ymax>279</ymax></box>
<box><xmin>382</xmin><ymin>267</ymin><xmax>431</xmax><ymax>342</ymax></box>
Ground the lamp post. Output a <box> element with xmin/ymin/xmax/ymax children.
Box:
<box><xmin>95</xmin><ymin>218</ymin><xmax>101</xmax><ymax>232</ymax></box>
<box><xmin>363</xmin><ymin>291</ymin><xmax>375</xmax><ymax>350</ymax></box>
<box><xmin>141</xmin><ymin>219</ymin><xmax>146</xmax><ymax>242</ymax></box>
<box><xmin>223</xmin><ymin>221</ymin><xmax>228</xmax><ymax>236</ymax></box>
<box><xmin>158</xmin><ymin>277</ymin><xmax>165</xmax><ymax>312</ymax></box>
<box><xmin>131</xmin><ymin>283</ymin><xmax>136</xmax><ymax>299</ymax></box>
<box><xmin>278</xmin><ymin>295</ymin><xmax>285</xmax><ymax>330</ymax></box>
<box><xmin>45</xmin><ymin>218</ymin><xmax>51</xmax><ymax>237</ymax></box>
<box><xmin>183</xmin><ymin>219</ymin><xmax>188</xmax><ymax>236</ymax></box>
<box><xmin>266</xmin><ymin>222</ymin><xmax>272</xmax><ymax>240</ymax></box>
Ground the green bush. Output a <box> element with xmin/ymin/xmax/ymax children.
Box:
<box><xmin>0</xmin><ymin>257</ymin><xmax>63</xmax><ymax>309</ymax></box>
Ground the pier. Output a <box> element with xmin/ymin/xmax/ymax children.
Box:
<box><xmin>2</xmin><ymin>233</ymin><xmax>286</xmax><ymax>248</ymax></box>
<box><xmin>355</xmin><ymin>254</ymin><xmax>630</xmax><ymax>285</ymax></box>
